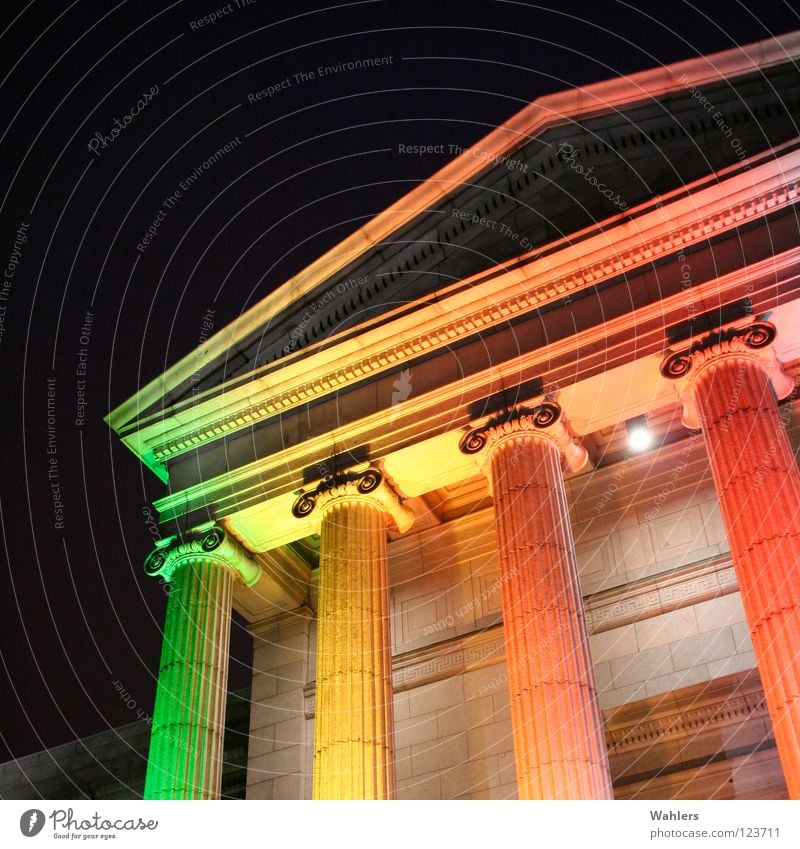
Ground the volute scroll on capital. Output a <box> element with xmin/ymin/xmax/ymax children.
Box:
<box><xmin>458</xmin><ymin>400</ymin><xmax>588</xmax><ymax>474</ymax></box>
<box><xmin>291</xmin><ymin>466</ymin><xmax>414</xmax><ymax>534</ymax></box>
<box><xmin>660</xmin><ymin>320</ymin><xmax>795</xmax><ymax>429</ymax></box>
<box><xmin>144</xmin><ymin>524</ymin><xmax>262</xmax><ymax>586</ymax></box>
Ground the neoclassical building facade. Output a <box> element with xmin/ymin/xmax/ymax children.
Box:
<box><xmin>106</xmin><ymin>33</ymin><xmax>800</xmax><ymax>800</ymax></box>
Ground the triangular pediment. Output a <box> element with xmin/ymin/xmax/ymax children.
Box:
<box><xmin>107</xmin><ymin>31</ymin><xmax>800</xmax><ymax>478</ymax></box>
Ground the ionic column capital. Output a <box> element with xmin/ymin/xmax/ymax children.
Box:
<box><xmin>291</xmin><ymin>466</ymin><xmax>414</xmax><ymax>534</ymax></box>
<box><xmin>144</xmin><ymin>524</ymin><xmax>262</xmax><ymax>586</ymax></box>
<box><xmin>660</xmin><ymin>320</ymin><xmax>794</xmax><ymax>428</ymax></box>
<box><xmin>458</xmin><ymin>400</ymin><xmax>588</xmax><ymax>474</ymax></box>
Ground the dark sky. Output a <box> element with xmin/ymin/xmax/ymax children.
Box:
<box><xmin>2</xmin><ymin>0</ymin><xmax>799</xmax><ymax>764</ymax></box>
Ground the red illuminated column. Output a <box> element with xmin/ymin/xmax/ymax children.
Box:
<box><xmin>292</xmin><ymin>468</ymin><xmax>414</xmax><ymax>799</ymax></box>
<box><xmin>460</xmin><ymin>402</ymin><xmax>613</xmax><ymax>799</ymax></box>
<box><xmin>662</xmin><ymin>321</ymin><xmax>800</xmax><ymax>797</ymax></box>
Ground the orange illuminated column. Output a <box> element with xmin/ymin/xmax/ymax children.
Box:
<box><xmin>292</xmin><ymin>468</ymin><xmax>413</xmax><ymax>800</ymax></box>
<box><xmin>662</xmin><ymin>321</ymin><xmax>800</xmax><ymax>797</ymax></box>
<box><xmin>460</xmin><ymin>402</ymin><xmax>613</xmax><ymax>799</ymax></box>
<box><xmin>142</xmin><ymin>526</ymin><xmax>261</xmax><ymax>800</ymax></box>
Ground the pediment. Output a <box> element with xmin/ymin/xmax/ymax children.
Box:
<box><xmin>106</xmin><ymin>32</ymin><xmax>800</xmax><ymax>481</ymax></box>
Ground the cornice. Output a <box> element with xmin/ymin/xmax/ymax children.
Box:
<box><xmin>137</xmin><ymin>153</ymin><xmax>800</xmax><ymax>467</ymax></box>
<box><xmin>606</xmin><ymin>681</ymin><xmax>768</xmax><ymax>755</ymax></box>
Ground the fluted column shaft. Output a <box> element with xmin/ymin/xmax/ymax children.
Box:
<box><xmin>461</xmin><ymin>403</ymin><xmax>613</xmax><ymax>799</ymax></box>
<box><xmin>144</xmin><ymin>559</ymin><xmax>233</xmax><ymax>799</ymax></box>
<box><xmin>689</xmin><ymin>357</ymin><xmax>800</xmax><ymax>797</ymax></box>
<box><xmin>663</xmin><ymin>322</ymin><xmax>800</xmax><ymax>797</ymax></box>
<box><xmin>313</xmin><ymin>498</ymin><xmax>395</xmax><ymax>799</ymax></box>
<box><xmin>491</xmin><ymin>434</ymin><xmax>612</xmax><ymax>799</ymax></box>
<box><xmin>293</xmin><ymin>467</ymin><xmax>413</xmax><ymax>800</ymax></box>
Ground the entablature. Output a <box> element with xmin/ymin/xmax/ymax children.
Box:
<box><xmin>124</xmin><ymin>145</ymin><xmax>800</xmax><ymax>488</ymax></box>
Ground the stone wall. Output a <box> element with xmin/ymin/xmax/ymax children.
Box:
<box><xmin>246</xmin><ymin>611</ymin><xmax>313</xmax><ymax>800</ymax></box>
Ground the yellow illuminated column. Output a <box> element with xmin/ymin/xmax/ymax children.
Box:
<box><xmin>142</xmin><ymin>525</ymin><xmax>261</xmax><ymax>800</ymax></box>
<box><xmin>293</xmin><ymin>468</ymin><xmax>413</xmax><ymax>799</ymax></box>
<box><xmin>460</xmin><ymin>403</ymin><xmax>613</xmax><ymax>799</ymax></box>
<box><xmin>662</xmin><ymin>321</ymin><xmax>800</xmax><ymax>797</ymax></box>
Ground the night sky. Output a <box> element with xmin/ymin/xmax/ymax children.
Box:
<box><xmin>2</xmin><ymin>0</ymin><xmax>799</xmax><ymax>765</ymax></box>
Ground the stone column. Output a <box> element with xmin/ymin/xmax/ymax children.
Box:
<box><xmin>142</xmin><ymin>525</ymin><xmax>261</xmax><ymax>800</ymax></box>
<box><xmin>460</xmin><ymin>402</ymin><xmax>613</xmax><ymax>799</ymax></box>
<box><xmin>662</xmin><ymin>320</ymin><xmax>800</xmax><ymax>797</ymax></box>
<box><xmin>292</xmin><ymin>467</ymin><xmax>413</xmax><ymax>799</ymax></box>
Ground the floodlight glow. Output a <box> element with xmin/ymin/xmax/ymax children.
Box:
<box><xmin>626</xmin><ymin>416</ymin><xmax>653</xmax><ymax>452</ymax></box>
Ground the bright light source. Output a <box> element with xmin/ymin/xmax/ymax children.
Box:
<box><xmin>626</xmin><ymin>416</ymin><xmax>653</xmax><ymax>453</ymax></box>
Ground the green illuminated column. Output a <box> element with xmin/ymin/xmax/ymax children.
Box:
<box><xmin>142</xmin><ymin>525</ymin><xmax>261</xmax><ymax>800</ymax></box>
